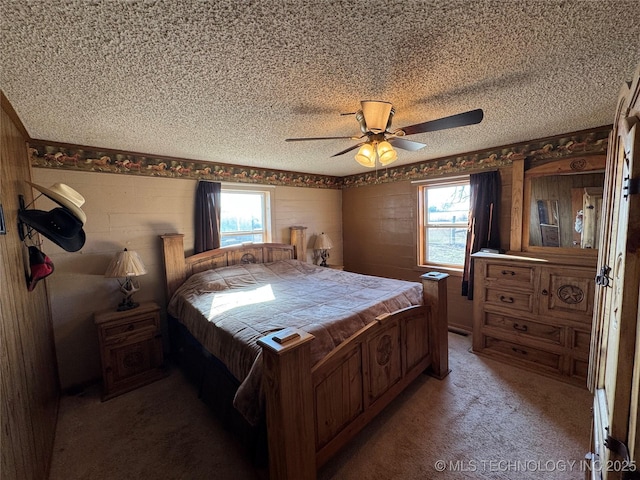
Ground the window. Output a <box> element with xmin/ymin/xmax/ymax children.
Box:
<box><xmin>418</xmin><ymin>179</ymin><xmax>470</xmax><ymax>268</ymax></box>
<box><xmin>220</xmin><ymin>188</ymin><xmax>272</xmax><ymax>247</ymax></box>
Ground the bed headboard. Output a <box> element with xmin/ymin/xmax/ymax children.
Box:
<box><xmin>160</xmin><ymin>234</ymin><xmax>296</xmax><ymax>300</ymax></box>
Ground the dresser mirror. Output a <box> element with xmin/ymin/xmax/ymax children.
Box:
<box><xmin>520</xmin><ymin>155</ymin><xmax>606</xmax><ymax>257</ymax></box>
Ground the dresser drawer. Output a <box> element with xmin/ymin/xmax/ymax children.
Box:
<box><xmin>483</xmin><ymin>312</ymin><xmax>562</xmax><ymax>345</ymax></box>
<box><xmin>103</xmin><ymin>315</ymin><xmax>158</xmax><ymax>340</ymax></box>
<box><xmin>485</xmin><ymin>263</ymin><xmax>535</xmax><ymax>288</ymax></box>
<box><xmin>484</xmin><ymin>288</ymin><xmax>534</xmax><ymax>312</ymax></box>
<box><xmin>570</xmin><ymin>358</ymin><xmax>589</xmax><ymax>381</ymax></box>
<box><xmin>569</xmin><ymin>328</ymin><xmax>592</xmax><ymax>357</ymax></box>
<box><xmin>482</xmin><ymin>336</ymin><xmax>562</xmax><ymax>373</ymax></box>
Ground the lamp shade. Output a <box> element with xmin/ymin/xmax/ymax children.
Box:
<box><xmin>377</xmin><ymin>141</ymin><xmax>397</xmax><ymax>166</ymax></box>
<box><xmin>355</xmin><ymin>143</ymin><xmax>376</xmax><ymax>168</ymax></box>
<box><xmin>105</xmin><ymin>249</ymin><xmax>147</xmax><ymax>278</ymax></box>
<box><xmin>314</xmin><ymin>232</ymin><xmax>333</xmax><ymax>250</ymax></box>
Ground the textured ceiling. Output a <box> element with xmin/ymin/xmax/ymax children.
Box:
<box><xmin>1</xmin><ymin>0</ymin><xmax>640</xmax><ymax>177</ymax></box>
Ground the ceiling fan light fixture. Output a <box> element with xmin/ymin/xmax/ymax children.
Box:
<box><xmin>377</xmin><ymin>141</ymin><xmax>397</xmax><ymax>166</ymax></box>
<box><xmin>355</xmin><ymin>143</ymin><xmax>376</xmax><ymax>168</ymax></box>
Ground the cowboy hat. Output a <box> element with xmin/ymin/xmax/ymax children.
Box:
<box><xmin>18</xmin><ymin>207</ymin><xmax>86</xmax><ymax>252</ymax></box>
<box><xmin>27</xmin><ymin>181</ymin><xmax>87</xmax><ymax>225</ymax></box>
<box><xmin>27</xmin><ymin>245</ymin><xmax>54</xmax><ymax>291</ymax></box>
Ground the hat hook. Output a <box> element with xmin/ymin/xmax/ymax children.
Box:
<box><xmin>17</xmin><ymin>194</ymin><xmax>43</xmax><ymax>247</ymax></box>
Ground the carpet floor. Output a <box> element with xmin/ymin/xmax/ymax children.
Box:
<box><xmin>49</xmin><ymin>333</ymin><xmax>592</xmax><ymax>479</ymax></box>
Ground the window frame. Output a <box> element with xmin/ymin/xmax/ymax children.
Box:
<box><xmin>417</xmin><ymin>176</ymin><xmax>470</xmax><ymax>269</ymax></box>
<box><xmin>220</xmin><ymin>186</ymin><xmax>274</xmax><ymax>246</ymax></box>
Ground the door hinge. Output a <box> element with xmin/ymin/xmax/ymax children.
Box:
<box><xmin>623</xmin><ymin>176</ymin><xmax>640</xmax><ymax>199</ymax></box>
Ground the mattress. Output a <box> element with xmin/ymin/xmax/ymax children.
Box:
<box><xmin>167</xmin><ymin>259</ymin><xmax>423</xmax><ymax>424</ymax></box>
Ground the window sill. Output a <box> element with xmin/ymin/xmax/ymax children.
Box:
<box><xmin>414</xmin><ymin>265</ymin><xmax>464</xmax><ymax>278</ymax></box>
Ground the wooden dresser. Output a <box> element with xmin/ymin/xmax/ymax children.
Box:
<box><xmin>471</xmin><ymin>252</ymin><xmax>594</xmax><ymax>386</ymax></box>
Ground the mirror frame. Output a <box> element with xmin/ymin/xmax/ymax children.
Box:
<box><xmin>510</xmin><ymin>155</ymin><xmax>607</xmax><ymax>260</ymax></box>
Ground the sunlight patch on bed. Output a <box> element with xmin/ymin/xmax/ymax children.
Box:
<box><xmin>208</xmin><ymin>284</ymin><xmax>275</xmax><ymax>316</ymax></box>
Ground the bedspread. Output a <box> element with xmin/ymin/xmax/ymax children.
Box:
<box><xmin>167</xmin><ymin>259</ymin><xmax>423</xmax><ymax>425</ymax></box>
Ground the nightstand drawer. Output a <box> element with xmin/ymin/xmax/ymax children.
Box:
<box><xmin>103</xmin><ymin>316</ymin><xmax>158</xmax><ymax>340</ymax></box>
<box><xmin>484</xmin><ymin>288</ymin><xmax>534</xmax><ymax>312</ymax></box>
<box><xmin>483</xmin><ymin>312</ymin><xmax>562</xmax><ymax>345</ymax></box>
<box><xmin>486</xmin><ymin>263</ymin><xmax>535</xmax><ymax>288</ymax></box>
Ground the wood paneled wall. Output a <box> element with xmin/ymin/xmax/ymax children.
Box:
<box><xmin>342</xmin><ymin>168</ymin><xmax>513</xmax><ymax>332</ymax></box>
<box><xmin>1</xmin><ymin>94</ymin><xmax>59</xmax><ymax>479</ymax></box>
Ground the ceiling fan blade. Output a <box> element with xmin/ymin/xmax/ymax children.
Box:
<box><xmin>388</xmin><ymin>137</ymin><xmax>427</xmax><ymax>152</ymax></box>
<box><xmin>285</xmin><ymin>136</ymin><xmax>357</xmax><ymax>142</ymax></box>
<box><xmin>398</xmin><ymin>108</ymin><xmax>484</xmax><ymax>136</ymax></box>
<box><xmin>331</xmin><ymin>143</ymin><xmax>363</xmax><ymax>157</ymax></box>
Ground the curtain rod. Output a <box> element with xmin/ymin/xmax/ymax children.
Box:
<box><xmin>199</xmin><ymin>180</ymin><xmax>276</xmax><ymax>189</ymax></box>
<box><xmin>410</xmin><ymin>169</ymin><xmax>498</xmax><ymax>185</ymax></box>
<box><xmin>410</xmin><ymin>174</ymin><xmax>469</xmax><ymax>185</ymax></box>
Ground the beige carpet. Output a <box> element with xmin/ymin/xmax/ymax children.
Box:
<box><xmin>49</xmin><ymin>333</ymin><xmax>592</xmax><ymax>480</ymax></box>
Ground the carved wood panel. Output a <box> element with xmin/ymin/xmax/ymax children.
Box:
<box><xmin>366</xmin><ymin>322</ymin><xmax>402</xmax><ymax>403</ymax></box>
<box><xmin>539</xmin><ymin>266</ymin><xmax>595</xmax><ymax>321</ymax></box>
<box><xmin>229</xmin><ymin>247</ymin><xmax>263</xmax><ymax>265</ymax></box>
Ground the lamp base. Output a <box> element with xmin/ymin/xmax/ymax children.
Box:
<box><xmin>116</xmin><ymin>298</ymin><xmax>140</xmax><ymax>311</ymax></box>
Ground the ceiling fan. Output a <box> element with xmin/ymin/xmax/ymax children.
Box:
<box><xmin>285</xmin><ymin>101</ymin><xmax>484</xmax><ymax>167</ymax></box>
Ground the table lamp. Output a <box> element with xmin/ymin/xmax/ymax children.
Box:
<box><xmin>105</xmin><ymin>248</ymin><xmax>147</xmax><ymax>311</ymax></box>
<box><xmin>314</xmin><ymin>232</ymin><xmax>333</xmax><ymax>267</ymax></box>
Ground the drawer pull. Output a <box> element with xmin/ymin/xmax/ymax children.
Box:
<box><xmin>541</xmin><ymin>289</ymin><xmax>549</xmax><ymax>296</ymax></box>
<box><xmin>513</xmin><ymin>323</ymin><xmax>528</xmax><ymax>332</ymax></box>
<box><xmin>512</xmin><ymin>347</ymin><xmax>528</xmax><ymax>355</ymax></box>
<box><xmin>127</xmin><ymin>324</ymin><xmax>135</xmax><ymax>331</ymax></box>
<box><xmin>501</xmin><ymin>270</ymin><xmax>516</xmax><ymax>276</ymax></box>
<box><xmin>499</xmin><ymin>295</ymin><xmax>515</xmax><ymax>303</ymax></box>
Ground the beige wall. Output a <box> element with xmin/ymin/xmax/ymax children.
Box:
<box><xmin>31</xmin><ymin>168</ymin><xmax>342</xmax><ymax>389</ymax></box>
<box><xmin>274</xmin><ymin>185</ymin><xmax>343</xmax><ymax>266</ymax></box>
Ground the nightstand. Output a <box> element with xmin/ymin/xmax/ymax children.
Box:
<box><xmin>94</xmin><ymin>301</ymin><xmax>166</xmax><ymax>400</ymax></box>
<box><xmin>328</xmin><ymin>264</ymin><xmax>344</xmax><ymax>270</ymax></box>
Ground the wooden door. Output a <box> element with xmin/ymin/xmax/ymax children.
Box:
<box><xmin>589</xmin><ymin>64</ymin><xmax>640</xmax><ymax>479</ymax></box>
<box><xmin>539</xmin><ymin>266</ymin><xmax>595</xmax><ymax>322</ymax></box>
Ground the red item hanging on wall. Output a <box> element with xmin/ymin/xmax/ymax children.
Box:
<box><xmin>27</xmin><ymin>246</ymin><xmax>54</xmax><ymax>291</ymax></box>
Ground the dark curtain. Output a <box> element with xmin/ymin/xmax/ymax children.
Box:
<box><xmin>194</xmin><ymin>181</ymin><xmax>221</xmax><ymax>254</ymax></box>
<box><xmin>461</xmin><ymin>170</ymin><xmax>501</xmax><ymax>299</ymax></box>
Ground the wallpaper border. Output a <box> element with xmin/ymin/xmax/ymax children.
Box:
<box><xmin>28</xmin><ymin>141</ymin><xmax>342</xmax><ymax>189</ymax></box>
<box><xmin>29</xmin><ymin>126</ymin><xmax>610</xmax><ymax>190</ymax></box>
<box><xmin>341</xmin><ymin>126</ymin><xmax>610</xmax><ymax>187</ymax></box>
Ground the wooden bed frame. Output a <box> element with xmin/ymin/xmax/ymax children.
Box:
<box><xmin>160</xmin><ymin>233</ymin><xmax>450</xmax><ymax>480</ymax></box>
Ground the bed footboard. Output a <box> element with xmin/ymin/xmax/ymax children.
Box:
<box><xmin>258</xmin><ymin>272</ymin><xmax>449</xmax><ymax>480</ymax></box>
